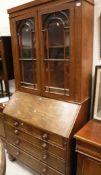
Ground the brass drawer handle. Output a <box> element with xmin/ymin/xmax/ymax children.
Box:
<box><xmin>14</xmin><ymin>121</ymin><xmax>19</xmax><ymax>127</ymax></box>
<box><xmin>42</xmin><ymin>168</ymin><xmax>47</xmax><ymax>173</ymax></box>
<box><xmin>42</xmin><ymin>154</ymin><xmax>48</xmax><ymax>160</ymax></box>
<box><xmin>14</xmin><ymin>129</ymin><xmax>19</xmax><ymax>135</ymax></box>
<box><xmin>42</xmin><ymin>143</ymin><xmax>47</xmax><ymax>149</ymax></box>
<box><xmin>16</xmin><ymin>151</ymin><xmax>20</xmax><ymax>156</ymax></box>
<box><xmin>42</xmin><ymin>133</ymin><xmax>48</xmax><ymax>140</ymax></box>
<box><xmin>15</xmin><ymin>139</ymin><xmax>20</xmax><ymax>145</ymax></box>
<box><xmin>20</xmin><ymin>122</ymin><xmax>24</xmax><ymax>126</ymax></box>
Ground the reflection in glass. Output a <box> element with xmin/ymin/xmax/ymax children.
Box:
<box><xmin>45</xmin><ymin>61</ymin><xmax>64</xmax><ymax>88</ymax></box>
<box><xmin>20</xmin><ymin>60</ymin><xmax>37</xmax><ymax>84</ymax></box>
<box><xmin>44</xmin><ymin>61</ymin><xmax>70</xmax><ymax>94</ymax></box>
<box><xmin>21</xmin><ymin>27</ymin><xmax>32</xmax><ymax>59</ymax></box>
<box><xmin>17</xmin><ymin>19</ymin><xmax>35</xmax><ymax>60</ymax></box>
<box><xmin>65</xmin><ymin>30</ymin><xmax>70</xmax><ymax>57</ymax></box>
<box><xmin>48</xmin><ymin>20</ymin><xmax>64</xmax><ymax>46</ymax></box>
<box><xmin>49</xmin><ymin>48</ymin><xmax>64</xmax><ymax>59</ymax></box>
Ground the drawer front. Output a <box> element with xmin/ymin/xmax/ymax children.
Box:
<box><xmin>5</xmin><ymin>123</ymin><xmax>66</xmax><ymax>160</ymax></box>
<box><xmin>76</xmin><ymin>141</ymin><xmax>101</xmax><ymax>161</ymax></box>
<box><xmin>7</xmin><ymin>144</ymin><xmax>64</xmax><ymax>175</ymax></box>
<box><xmin>4</xmin><ymin>115</ymin><xmax>67</xmax><ymax>148</ymax></box>
<box><xmin>6</xmin><ymin>132</ymin><xmax>65</xmax><ymax>174</ymax></box>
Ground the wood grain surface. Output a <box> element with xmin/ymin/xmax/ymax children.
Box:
<box><xmin>3</xmin><ymin>91</ymin><xmax>80</xmax><ymax>137</ymax></box>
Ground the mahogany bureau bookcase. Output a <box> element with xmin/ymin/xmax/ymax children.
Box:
<box><xmin>0</xmin><ymin>0</ymin><xmax>94</xmax><ymax>175</ymax></box>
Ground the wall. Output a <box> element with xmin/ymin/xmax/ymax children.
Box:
<box><xmin>93</xmin><ymin>0</ymin><xmax>101</xmax><ymax>66</ymax></box>
<box><xmin>0</xmin><ymin>0</ymin><xmax>32</xmax><ymax>35</ymax></box>
<box><xmin>91</xmin><ymin>0</ymin><xmax>101</xmax><ymax>114</ymax></box>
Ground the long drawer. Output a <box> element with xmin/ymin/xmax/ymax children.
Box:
<box><xmin>76</xmin><ymin>141</ymin><xmax>101</xmax><ymax>161</ymax></box>
<box><xmin>6</xmin><ymin>131</ymin><xmax>65</xmax><ymax>174</ymax></box>
<box><xmin>5</xmin><ymin>123</ymin><xmax>67</xmax><ymax>160</ymax></box>
<box><xmin>7</xmin><ymin>143</ymin><xmax>64</xmax><ymax>175</ymax></box>
<box><xmin>4</xmin><ymin>115</ymin><xmax>67</xmax><ymax>148</ymax></box>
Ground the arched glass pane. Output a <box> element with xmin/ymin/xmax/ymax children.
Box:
<box><xmin>16</xmin><ymin>18</ymin><xmax>37</xmax><ymax>88</ymax></box>
<box><xmin>21</xmin><ymin>26</ymin><xmax>32</xmax><ymax>59</ymax></box>
<box><xmin>43</xmin><ymin>11</ymin><xmax>70</xmax><ymax>60</ymax></box>
<box><xmin>42</xmin><ymin>10</ymin><xmax>70</xmax><ymax>95</ymax></box>
<box><xmin>48</xmin><ymin>19</ymin><xmax>64</xmax><ymax>46</ymax></box>
<box><xmin>20</xmin><ymin>60</ymin><xmax>37</xmax><ymax>84</ymax></box>
<box><xmin>43</xmin><ymin>11</ymin><xmax>69</xmax><ymax>28</ymax></box>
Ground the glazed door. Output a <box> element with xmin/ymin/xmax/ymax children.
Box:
<box><xmin>11</xmin><ymin>11</ymin><xmax>40</xmax><ymax>94</ymax></box>
<box><xmin>39</xmin><ymin>2</ymin><xmax>75</xmax><ymax>101</ymax></box>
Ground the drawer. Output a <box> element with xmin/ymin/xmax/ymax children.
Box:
<box><xmin>76</xmin><ymin>141</ymin><xmax>101</xmax><ymax>161</ymax></box>
<box><xmin>4</xmin><ymin>115</ymin><xmax>67</xmax><ymax>148</ymax></box>
<box><xmin>7</xmin><ymin>143</ymin><xmax>64</xmax><ymax>175</ymax></box>
<box><xmin>6</xmin><ymin>132</ymin><xmax>65</xmax><ymax>174</ymax></box>
<box><xmin>5</xmin><ymin>123</ymin><xmax>66</xmax><ymax>160</ymax></box>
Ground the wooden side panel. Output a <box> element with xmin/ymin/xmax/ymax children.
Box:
<box><xmin>74</xmin><ymin>2</ymin><xmax>82</xmax><ymax>102</ymax></box>
<box><xmin>10</xmin><ymin>19</ymin><xmax>20</xmax><ymax>90</ymax></box>
<box><xmin>69</xmin><ymin>99</ymin><xmax>90</xmax><ymax>175</ymax></box>
<box><xmin>74</xmin><ymin>1</ymin><xmax>93</xmax><ymax>103</ymax></box>
<box><xmin>81</xmin><ymin>1</ymin><xmax>94</xmax><ymax>101</ymax></box>
<box><xmin>70</xmin><ymin>99</ymin><xmax>90</xmax><ymax>137</ymax></box>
